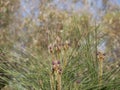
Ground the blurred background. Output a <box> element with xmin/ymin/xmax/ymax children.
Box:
<box><xmin>0</xmin><ymin>0</ymin><xmax>120</xmax><ymax>59</ymax></box>
<box><xmin>0</xmin><ymin>0</ymin><xmax>120</xmax><ymax>89</ymax></box>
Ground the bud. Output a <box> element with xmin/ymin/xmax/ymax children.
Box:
<box><xmin>48</xmin><ymin>44</ymin><xmax>54</xmax><ymax>54</ymax></box>
<box><xmin>52</xmin><ymin>60</ymin><xmax>61</xmax><ymax>74</ymax></box>
<box><xmin>97</xmin><ymin>51</ymin><xmax>106</xmax><ymax>61</ymax></box>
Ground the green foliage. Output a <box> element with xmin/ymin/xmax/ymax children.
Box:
<box><xmin>0</xmin><ymin>0</ymin><xmax>120</xmax><ymax>90</ymax></box>
<box><xmin>1</xmin><ymin>14</ymin><xmax>120</xmax><ymax>90</ymax></box>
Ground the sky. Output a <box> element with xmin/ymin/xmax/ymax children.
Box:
<box><xmin>20</xmin><ymin>0</ymin><xmax>120</xmax><ymax>20</ymax></box>
<box><xmin>20</xmin><ymin>0</ymin><xmax>40</xmax><ymax>18</ymax></box>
